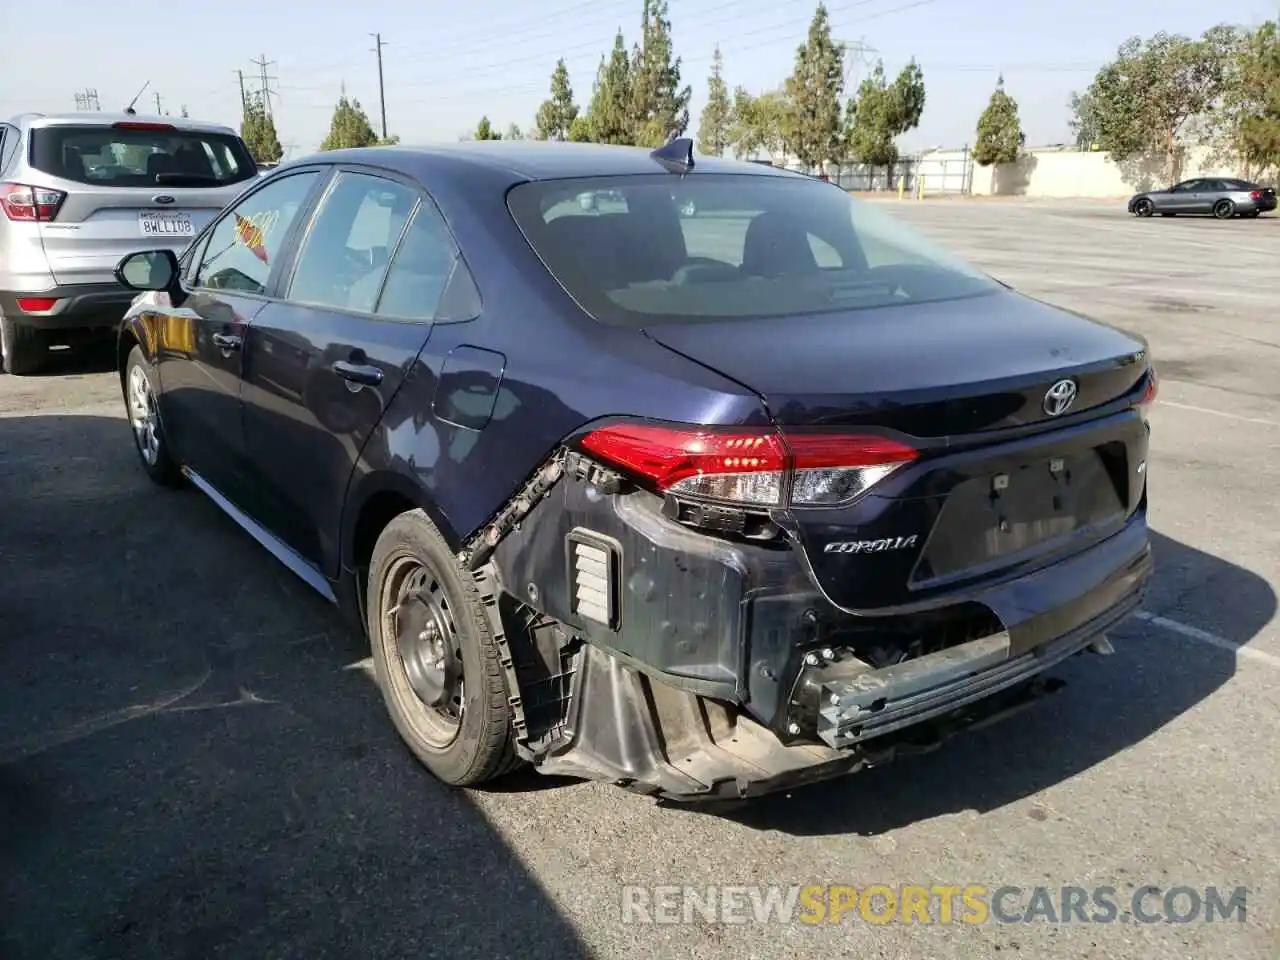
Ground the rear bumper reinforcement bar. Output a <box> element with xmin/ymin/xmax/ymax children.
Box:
<box><xmin>814</xmin><ymin>591</ymin><xmax>1142</xmax><ymax>749</ymax></box>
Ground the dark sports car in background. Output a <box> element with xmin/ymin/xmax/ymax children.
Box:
<box><xmin>1128</xmin><ymin>177</ymin><xmax>1276</xmax><ymax>219</ymax></box>
<box><xmin>111</xmin><ymin>138</ymin><xmax>1157</xmax><ymax>802</ymax></box>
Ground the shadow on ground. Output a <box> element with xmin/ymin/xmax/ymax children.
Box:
<box><xmin>0</xmin><ymin>413</ymin><xmax>592</xmax><ymax>960</ymax></box>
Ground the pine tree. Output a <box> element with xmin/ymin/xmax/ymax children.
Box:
<box><xmin>474</xmin><ymin>116</ymin><xmax>502</xmax><ymax>140</ymax></box>
<box><xmin>240</xmin><ymin>91</ymin><xmax>283</xmax><ymax>164</ymax></box>
<box><xmin>320</xmin><ymin>94</ymin><xmax>379</xmax><ymax>150</ymax></box>
<box><xmin>843</xmin><ymin>59</ymin><xmax>926</xmax><ymax>167</ymax></box>
<box><xmin>783</xmin><ymin>3</ymin><xmax>847</xmax><ymax>169</ymax></box>
<box><xmin>973</xmin><ymin>75</ymin><xmax>1023</xmax><ymax>166</ymax></box>
<box><xmin>629</xmin><ymin>0</ymin><xmax>692</xmax><ymax>147</ymax></box>
<box><xmin>584</xmin><ymin>31</ymin><xmax>635</xmax><ymax>144</ymax></box>
<box><xmin>697</xmin><ymin>46</ymin><xmax>731</xmax><ymax>156</ymax></box>
<box><xmin>534</xmin><ymin>59</ymin><xmax>579</xmax><ymax>141</ymax></box>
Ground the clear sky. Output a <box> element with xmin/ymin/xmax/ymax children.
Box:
<box><xmin>2</xmin><ymin>0</ymin><xmax>1276</xmax><ymax>158</ymax></box>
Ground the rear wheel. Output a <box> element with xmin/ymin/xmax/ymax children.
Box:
<box><xmin>1133</xmin><ymin>198</ymin><xmax>1154</xmax><ymax>217</ymax></box>
<box><xmin>367</xmin><ymin>509</ymin><xmax>521</xmax><ymax>786</ymax></box>
<box><xmin>1213</xmin><ymin>199</ymin><xmax>1235</xmax><ymax>219</ymax></box>
<box><xmin>0</xmin><ymin>318</ymin><xmax>45</xmax><ymax>375</ymax></box>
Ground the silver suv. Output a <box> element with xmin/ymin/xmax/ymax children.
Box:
<box><xmin>0</xmin><ymin>112</ymin><xmax>258</xmax><ymax>374</ymax></box>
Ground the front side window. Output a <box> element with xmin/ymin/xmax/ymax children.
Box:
<box><xmin>507</xmin><ymin>173</ymin><xmax>998</xmax><ymax>327</ymax></box>
<box><xmin>194</xmin><ymin>171</ymin><xmax>320</xmax><ymax>295</ymax></box>
<box><xmin>287</xmin><ymin>171</ymin><xmax>418</xmax><ymax>313</ymax></box>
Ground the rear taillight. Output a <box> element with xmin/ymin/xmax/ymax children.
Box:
<box><xmin>578</xmin><ymin>423</ymin><xmax>918</xmax><ymax>507</ymax></box>
<box><xmin>113</xmin><ymin>121</ymin><xmax>176</xmax><ymax>132</ymax></box>
<box><xmin>1250</xmin><ymin>191</ymin><xmax>1263</xmax><ymax>201</ymax></box>
<box><xmin>0</xmin><ymin>182</ymin><xmax>66</xmax><ymax>221</ymax></box>
<box><xmin>1136</xmin><ymin>368</ymin><xmax>1158</xmax><ymax>419</ymax></box>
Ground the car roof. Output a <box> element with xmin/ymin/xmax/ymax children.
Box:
<box><xmin>280</xmin><ymin>140</ymin><xmax>807</xmax><ymax>185</ymax></box>
<box><xmin>6</xmin><ymin>111</ymin><xmax>239</xmax><ymax>138</ymax></box>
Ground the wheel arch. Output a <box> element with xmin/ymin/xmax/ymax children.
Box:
<box><xmin>342</xmin><ymin>471</ymin><xmax>463</xmax><ymax>605</ymax></box>
<box><xmin>116</xmin><ymin>314</ymin><xmax>156</xmax><ymax>385</ymax></box>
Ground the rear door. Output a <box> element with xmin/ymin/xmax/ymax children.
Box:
<box><xmin>240</xmin><ymin>166</ymin><xmax>473</xmax><ymax>572</ymax></box>
<box><xmin>26</xmin><ymin>119</ymin><xmax>257</xmax><ymax>285</ymax></box>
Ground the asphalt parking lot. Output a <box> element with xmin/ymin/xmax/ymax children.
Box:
<box><xmin>3</xmin><ymin>199</ymin><xmax>1278</xmax><ymax>959</ymax></box>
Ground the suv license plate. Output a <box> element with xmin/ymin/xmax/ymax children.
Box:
<box><xmin>139</xmin><ymin>211</ymin><xmax>194</xmax><ymax>237</ymax></box>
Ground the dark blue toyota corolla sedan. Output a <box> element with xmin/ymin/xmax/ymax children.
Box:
<box><xmin>112</xmin><ymin>138</ymin><xmax>1156</xmax><ymax>802</ymax></box>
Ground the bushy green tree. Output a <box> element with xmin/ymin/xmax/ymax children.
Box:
<box><xmin>973</xmin><ymin>75</ymin><xmax>1023</xmax><ymax>166</ymax></box>
<box><xmin>474</xmin><ymin>116</ymin><xmax>502</xmax><ymax>140</ymax></box>
<box><xmin>629</xmin><ymin>0</ymin><xmax>692</xmax><ymax>146</ymax></box>
<box><xmin>534</xmin><ymin>59</ymin><xmax>579</xmax><ymax>140</ymax></box>
<box><xmin>727</xmin><ymin>87</ymin><xmax>788</xmax><ymax>159</ymax></box>
<box><xmin>697</xmin><ymin>46</ymin><xmax>731</xmax><ymax>156</ymax></box>
<box><xmin>241</xmin><ymin>92</ymin><xmax>283</xmax><ymax>164</ymax></box>
<box><xmin>783</xmin><ymin>3</ymin><xmax>846</xmax><ymax>168</ymax></box>
<box><xmin>843</xmin><ymin>59</ymin><xmax>925</xmax><ymax>167</ymax></box>
<box><xmin>1070</xmin><ymin>28</ymin><xmax>1237</xmax><ymax>178</ymax></box>
<box><xmin>320</xmin><ymin>95</ymin><xmax>379</xmax><ymax>150</ymax></box>
<box><xmin>1224</xmin><ymin>21</ymin><xmax>1280</xmax><ymax>177</ymax></box>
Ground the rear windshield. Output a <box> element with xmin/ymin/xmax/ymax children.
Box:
<box><xmin>506</xmin><ymin>173</ymin><xmax>999</xmax><ymax>327</ymax></box>
<box><xmin>29</xmin><ymin>125</ymin><xmax>257</xmax><ymax>188</ymax></box>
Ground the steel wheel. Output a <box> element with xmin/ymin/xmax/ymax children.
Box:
<box><xmin>127</xmin><ymin>363</ymin><xmax>161</xmax><ymax>466</ymax></box>
<box><xmin>380</xmin><ymin>554</ymin><xmax>466</xmax><ymax>748</ymax></box>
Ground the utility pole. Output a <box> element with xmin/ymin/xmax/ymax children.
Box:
<box><xmin>153</xmin><ymin>91</ymin><xmax>163</xmax><ymax>115</ymax></box>
<box><xmin>237</xmin><ymin>69</ymin><xmax>248</xmax><ymax>111</ymax></box>
<box><xmin>73</xmin><ymin>88</ymin><xmax>100</xmax><ymax>111</ymax></box>
<box><xmin>249</xmin><ymin>54</ymin><xmax>279</xmax><ymax>117</ymax></box>
<box><xmin>370</xmin><ymin>32</ymin><xmax>388</xmax><ymax>140</ymax></box>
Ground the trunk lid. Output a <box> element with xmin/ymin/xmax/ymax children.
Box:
<box><xmin>643</xmin><ymin>290</ymin><xmax>1152</xmax><ymax>612</ymax></box>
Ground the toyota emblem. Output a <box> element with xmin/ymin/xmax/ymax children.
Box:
<box><xmin>1043</xmin><ymin>378</ymin><xmax>1078</xmax><ymax>417</ymax></box>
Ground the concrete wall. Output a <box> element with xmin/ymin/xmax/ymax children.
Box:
<box><xmin>965</xmin><ymin>144</ymin><xmax>1270</xmax><ymax>199</ymax></box>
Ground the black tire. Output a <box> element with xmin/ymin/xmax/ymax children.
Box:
<box><xmin>366</xmin><ymin>509</ymin><xmax>521</xmax><ymax>786</ymax></box>
<box><xmin>1213</xmin><ymin>199</ymin><xmax>1235</xmax><ymax>219</ymax></box>
<box><xmin>122</xmin><ymin>344</ymin><xmax>183</xmax><ymax>487</ymax></box>
<box><xmin>1133</xmin><ymin>198</ymin><xmax>1154</xmax><ymax>217</ymax></box>
<box><xmin>0</xmin><ymin>317</ymin><xmax>45</xmax><ymax>375</ymax></box>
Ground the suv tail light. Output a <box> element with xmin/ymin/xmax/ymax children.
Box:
<box><xmin>579</xmin><ymin>423</ymin><xmax>918</xmax><ymax>508</ymax></box>
<box><xmin>0</xmin><ymin>182</ymin><xmax>66</xmax><ymax>222</ymax></box>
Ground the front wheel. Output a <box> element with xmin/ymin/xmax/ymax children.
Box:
<box><xmin>122</xmin><ymin>344</ymin><xmax>183</xmax><ymax>487</ymax></box>
<box><xmin>1213</xmin><ymin>199</ymin><xmax>1235</xmax><ymax>219</ymax></box>
<box><xmin>367</xmin><ymin>509</ymin><xmax>522</xmax><ymax>786</ymax></box>
<box><xmin>1133</xmin><ymin>198</ymin><xmax>1154</xmax><ymax>217</ymax></box>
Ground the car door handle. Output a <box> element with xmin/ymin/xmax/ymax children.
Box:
<box><xmin>331</xmin><ymin>359</ymin><xmax>384</xmax><ymax>386</ymax></box>
<box><xmin>211</xmin><ymin>332</ymin><xmax>242</xmax><ymax>351</ymax></box>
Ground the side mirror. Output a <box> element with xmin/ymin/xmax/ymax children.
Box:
<box><xmin>115</xmin><ymin>249</ymin><xmax>180</xmax><ymax>293</ymax></box>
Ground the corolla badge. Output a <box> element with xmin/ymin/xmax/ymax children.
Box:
<box><xmin>824</xmin><ymin>535</ymin><xmax>919</xmax><ymax>554</ymax></box>
<box><xmin>153</xmin><ymin>194</ymin><xmax>176</xmax><ymax>205</ymax></box>
<box><xmin>1042</xmin><ymin>378</ymin><xmax>1078</xmax><ymax>417</ymax></box>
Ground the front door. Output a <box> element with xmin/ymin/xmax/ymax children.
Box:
<box><xmin>154</xmin><ymin>169</ymin><xmax>324</xmax><ymax>505</ymax></box>
<box><xmin>241</xmin><ymin>168</ymin><xmax>467</xmax><ymax>574</ymax></box>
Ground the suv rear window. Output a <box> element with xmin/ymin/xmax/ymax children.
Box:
<box><xmin>29</xmin><ymin>124</ymin><xmax>257</xmax><ymax>188</ymax></box>
<box><xmin>506</xmin><ymin>173</ymin><xmax>998</xmax><ymax>327</ymax></box>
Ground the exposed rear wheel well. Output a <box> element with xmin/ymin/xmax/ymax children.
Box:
<box><xmin>351</xmin><ymin>490</ymin><xmax>465</xmax><ymax>616</ymax></box>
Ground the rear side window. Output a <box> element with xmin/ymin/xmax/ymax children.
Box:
<box><xmin>287</xmin><ymin>171</ymin><xmax>419</xmax><ymax>313</ymax></box>
<box><xmin>28</xmin><ymin>124</ymin><xmax>257</xmax><ymax>188</ymax></box>
<box><xmin>507</xmin><ymin>173</ymin><xmax>997</xmax><ymax>327</ymax></box>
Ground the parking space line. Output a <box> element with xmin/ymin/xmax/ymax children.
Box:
<box><xmin>1157</xmin><ymin>399</ymin><xmax>1280</xmax><ymax>427</ymax></box>
<box><xmin>1135</xmin><ymin>611</ymin><xmax>1280</xmax><ymax>669</ymax></box>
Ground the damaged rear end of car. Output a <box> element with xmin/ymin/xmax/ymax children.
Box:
<box><xmin>455</xmin><ymin>164</ymin><xmax>1157</xmax><ymax>802</ymax></box>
